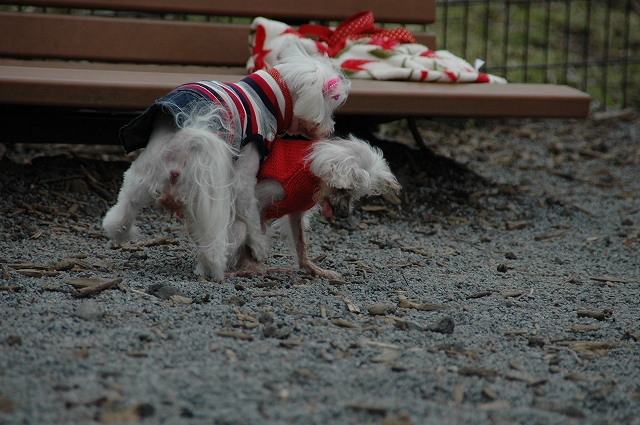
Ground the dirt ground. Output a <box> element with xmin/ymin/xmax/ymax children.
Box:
<box><xmin>1</xmin><ymin>110</ymin><xmax>639</xmax><ymax>424</ymax></box>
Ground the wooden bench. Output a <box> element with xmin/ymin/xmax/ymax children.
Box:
<box><xmin>0</xmin><ymin>0</ymin><xmax>591</xmax><ymax>146</ymax></box>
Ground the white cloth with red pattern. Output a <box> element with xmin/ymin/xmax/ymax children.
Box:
<box><xmin>247</xmin><ymin>12</ymin><xmax>507</xmax><ymax>84</ymax></box>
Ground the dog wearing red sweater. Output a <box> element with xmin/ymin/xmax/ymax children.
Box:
<box><xmin>228</xmin><ymin>135</ymin><xmax>400</xmax><ymax>279</ymax></box>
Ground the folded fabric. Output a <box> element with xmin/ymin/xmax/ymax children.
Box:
<box><xmin>247</xmin><ymin>12</ymin><xmax>507</xmax><ymax>84</ymax></box>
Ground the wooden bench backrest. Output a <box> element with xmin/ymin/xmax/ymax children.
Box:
<box><xmin>0</xmin><ymin>0</ymin><xmax>437</xmax><ymax>67</ymax></box>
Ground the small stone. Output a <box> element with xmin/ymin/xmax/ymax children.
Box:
<box><xmin>69</xmin><ymin>179</ymin><xmax>89</xmax><ymax>194</ymax></box>
<box><xmin>527</xmin><ymin>336</ymin><xmax>545</xmax><ymax>348</ymax></box>
<box><xmin>497</xmin><ymin>263</ymin><xmax>508</xmax><ymax>273</ymax></box>
<box><xmin>224</xmin><ymin>295</ymin><xmax>246</xmax><ymax>306</ymax></box>
<box><xmin>73</xmin><ymin>300</ymin><xmax>103</xmax><ymax>321</ymax></box>
<box><xmin>393</xmin><ymin>318</ymin><xmax>424</xmax><ymax>331</ymax></box>
<box><xmin>426</xmin><ymin>317</ymin><xmax>455</xmax><ymax>334</ymax></box>
<box><xmin>368</xmin><ymin>303</ymin><xmax>395</xmax><ymax>316</ymax></box>
<box><xmin>0</xmin><ymin>393</ymin><xmax>14</xmax><ymax>412</ymax></box>
<box><xmin>147</xmin><ymin>283</ymin><xmax>181</xmax><ymax>300</ymax></box>
<box><xmin>339</xmin><ymin>215</ymin><xmax>360</xmax><ymax>231</ymax></box>
<box><xmin>259</xmin><ymin>311</ymin><xmax>274</xmax><ymax>324</ymax></box>
<box><xmin>505</xmin><ymin>252</ymin><xmax>517</xmax><ymax>260</ymax></box>
<box><xmin>180</xmin><ymin>408</ymin><xmax>194</xmax><ymax>418</ymax></box>
<box><xmin>263</xmin><ymin>325</ymin><xmax>290</xmax><ymax>339</ymax></box>
<box><xmin>129</xmin><ymin>251</ymin><xmax>148</xmax><ymax>261</ymax></box>
<box><xmin>5</xmin><ymin>335</ymin><xmax>22</xmax><ymax>346</ymax></box>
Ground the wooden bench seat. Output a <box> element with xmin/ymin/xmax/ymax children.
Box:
<box><xmin>0</xmin><ymin>0</ymin><xmax>591</xmax><ymax>145</ymax></box>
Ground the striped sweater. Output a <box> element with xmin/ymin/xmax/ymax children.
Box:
<box><xmin>120</xmin><ymin>69</ymin><xmax>292</xmax><ymax>155</ymax></box>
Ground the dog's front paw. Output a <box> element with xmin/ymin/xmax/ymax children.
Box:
<box><xmin>248</xmin><ymin>232</ymin><xmax>271</xmax><ymax>263</ymax></box>
<box><xmin>102</xmin><ymin>207</ymin><xmax>140</xmax><ymax>243</ymax></box>
<box><xmin>300</xmin><ymin>260</ymin><xmax>342</xmax><ymax>280</ymax></box>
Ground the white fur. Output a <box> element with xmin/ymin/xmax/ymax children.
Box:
<box><xmin>275</xmin><ymin>40</ymin><xmax>350</xmax><ymax>138</ymax></box>
<box><xmin>103</xmin><ymin>110</ymin><xmax>236</xmax><ymax>280</ymax></box>
<box><xmin>103</xmin><ymin>40</ymin><xmax>349</xmax><ymax>280</ymax></box>
<box><xmin>307</xmin><ymin>135</ymin><xmax>398</xmax><ymax>197</ymax></box>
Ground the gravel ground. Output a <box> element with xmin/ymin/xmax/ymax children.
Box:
<box><xmin>1</xmin><ymin>110</ymin><xmax>639</xmax><ymax>425</ymax></box>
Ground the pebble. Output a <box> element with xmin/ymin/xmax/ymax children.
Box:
<box><xmin>368</xmin><ymin>303</ymin><xmax>395</xmax><ymax>316</ymax></box>
<box><xmin>73</xmin><ymin>300</ymin><xmax>104</xmax><ymax>321</ymax></box>
<box><xmin>426</xmin><ymin>316</ymin><xmax>455</xmax><ymax>334</ymax></box>
<box><xmin>147</xmin><ymin>282</ymin><xmax>182</xmax><ymax>300</ymax></box>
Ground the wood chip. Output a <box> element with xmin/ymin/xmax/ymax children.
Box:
<box><xmin>216</xmin><ymin>330</ymin><xmax>253</xmax><ymax>341</ymax></box>
<box><xmin>98</xmin><ymin>403</ymin><xmax>154</xmax><ymax>423</ymax></box>
<box><xmin>330</xmin><ymin>318</ymin><xmax>361</xmax><ymax>329</ymax></box>
<box><xmin>482</xmin><ymin>387</ymin><xmax>498</xmax><ymax>400</ymax></box>
<box><xmin>477</xmin><ymin>400</ymin><xmax>511</xmax><ymax>410</ymax></box>
<box><xmin>126</xmin><ymin>351</ymin><xmax>148</xmax><ymax>358</ymax></box>
<box><xmin>453</xmin><ymin>385</ymin><xmax>465</xmax><ymax>404</ymax></box>
<box><xmin>506</xmin><ymin>220</ymin><xmax>527</xmax><ymax>230</ymax></box>
<box><xmin>571</xmin><ymin>324</ymin><xmax>600</xmax><ymax>333</ymax></box>
<box><xmin>344</xmin><ymin>298</ymin><xmax>360</xmax><ymax>313</ymax></box>
<box><xmin>534</xmin><ymin>402</ymin><xmax>586</xmax><ymax>419</ymax></box>
<box><xmin>360</xmin><ymin>339</ymin><xmax>401</xmax><ymax>350</ymax></box>
<box><xmin>280</xmin><ymin>339</ymin><xmax>303</xmax><ymax>348</ymax></box>
<box><xmin>576</xmin><ymin>309</ymin><xmax>610</xmax><ymax>320</ymax></box>
<box><xmin>167</xmin><ymin>295</ymin><xmax>191</xmax><ymax>304</ymax></box>
<box><xmin>458</xmin><ymin>367</ymin><xmax>499</xmax><ymax>380</ymax></box>
<box><xmin>590</xmin><ymin>276</ymin><xmax>633</xmax><ymax>283</ymax></box>
<box><xmin>361</xmin><ymin>205</ymin><xmax>389</xmax><ymax>212</ymax></box>
<box><xmin>63</xmin><ymin>277</ymin><xmax>105</xmax><ymax>288</ymax></box>
<box><xmin>345</xmin><ymin>402</ymin><xmax>387</xmax><ymax>415</ymax></box>
<box><xmin>255</xmin><ymin>281</ymin><xmax>278</xmax><ymax>288</ymax></box>
<box><xmin>15</xmin><ymin>269</ymin><xmax>57</xmax><ymax>278</ymax></box>
<box><xmin>370</xmin><ymin>348</ymin><xmax>401</xmax><ymax>363</ymax></box>
<box><xmin>570</xmin><ymin>341</ymin><xmax>619</xmax><ymax>352</ymax></box>
<box><xmin>467</xmin><ymin>291</ymin><xmax>492</xmax><ymax>299</ymax></box>
<box><xmin>534</xmin><ymin>230</ymin><xmax>567</xmax><ymax>241</ymax></box>
<box><xmin>72</xmin><ymin>278</ymin><xmax>123</xmax><ymax>298</ymax></box>
<box><xmin>397</xmin><ymin>295</ymin><xmax>442</xmax><ymax>310</ymax></box>
<box><xmin>119</xmin><ymin>236</ymin><xmax>179</xmax><ymax>250</ymax></box>
<box><xmin>503</xmin><ymin>329</ymin><xmax>527</xmax><ymax>336</ymax></box>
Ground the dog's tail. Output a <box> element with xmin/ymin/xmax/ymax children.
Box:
<box><xmin>165</xmin><ymin>108</ymin><xmax>237</xmax><ymax>278</ymax></box>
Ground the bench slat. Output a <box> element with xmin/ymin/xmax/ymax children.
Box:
<box><xmin>0</xmin><ymin>63</ymin><xmax>591</xmax><ymax>118</ymax></box>
<box><xmin>6</xmin><ymin>0</ymin><xmax>436</xmax><ymax>24</ymax></box>
<box><xmin>0</xmin><ymin>12</ymin><xmax>252</xmax><ymax>66</ymax></box>
<box><xmin>0</xmin><ymin>12</ymin><xmax>436</xmax><ymax>65</ymax></box>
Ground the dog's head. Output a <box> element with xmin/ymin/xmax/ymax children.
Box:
<box><xmin>274</xmin><ymin>40</ymin><xmax>350</xmax><ymax>140</ymax></box>
<box><xmin>306</xmin><ymin>135</ymin><xmax>400</xmax><ymax>218</ymax></box>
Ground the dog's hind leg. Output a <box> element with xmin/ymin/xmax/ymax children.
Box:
<box><xmin>102</xmin><ymin>165</ymin><xmax>157</xmax><ymax>243</ymax></box>
<box><xmin>102</xmin><ymin>116</ymin><xmax>175</xmax><ymax>243</ymax></box>
<box><xmin>233</xmin><ymin>143</ymin><xmax>271</xmax><ymax>263</ymax></box>
<box><xmin>174</xmin><ymin>126</ymin><xmax>236</xmax><ymax>281</ymax></box>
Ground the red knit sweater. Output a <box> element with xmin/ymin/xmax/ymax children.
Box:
<box><xmin>258</xmin><ymin>138</ymin><xmax>321</xmax><ymax>220</ymax></box>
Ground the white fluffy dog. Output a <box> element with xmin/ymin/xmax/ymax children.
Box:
<box><xmin>228</xmin><ymin>135</ymin><xmax>400</xmax><ymax>279</ymax></box>
<box><xmin>102</xmin><ymin>41</ymin><xmax>350</xmax><ymax>280</ymax></box>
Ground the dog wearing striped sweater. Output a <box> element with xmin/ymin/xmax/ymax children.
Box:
<box><xmin>102</xmin><ymin>41</ymin><xmax>350</xmax><ymax>280</ymax></box>
<box><xmin>228</xmin><ymin>135</ymin><xmax>400</xmax><ymax>279</ymax></box>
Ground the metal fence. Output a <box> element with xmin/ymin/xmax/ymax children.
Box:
<box><xmin>423</xmin><ymin>0</ymin><xmax>639</xmax><ymax>110</ymax></box>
